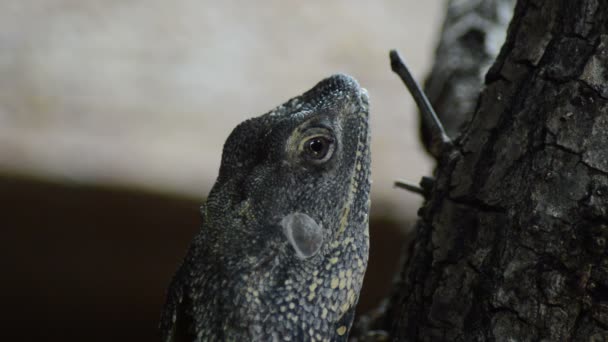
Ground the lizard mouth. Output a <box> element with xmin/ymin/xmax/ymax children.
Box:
<box><xmin>359</xmin><ymin>87</ymin><xmax>369</xmax><ymax>106</ymax></box>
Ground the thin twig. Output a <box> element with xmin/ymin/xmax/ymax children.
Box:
<box><xmin>389</xmin><ymin>49</ymin><xmax>453</xmax><ymax>157</ymax></box>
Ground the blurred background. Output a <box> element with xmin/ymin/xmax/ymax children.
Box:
<box><xmin>1</xmin><ymin>1</ymin><xmax>443</xmax><ymax>341</ymax></box>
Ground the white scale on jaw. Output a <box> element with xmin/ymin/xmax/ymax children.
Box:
<box><xmin>280</xmin><ymin>212</ymin><xmax>324</xmax><ymax>259</ymax></box>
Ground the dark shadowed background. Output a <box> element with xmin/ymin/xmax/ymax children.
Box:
<box><xmin>0</xmin><ymin>1</ymin><xmax>442</xmax><ymax>341</ymax></box>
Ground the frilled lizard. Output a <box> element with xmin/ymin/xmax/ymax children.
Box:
<box><xmin>160</xmin><ymin>74</ymin><xmax>372</xmax><ymax>341</ymax></box>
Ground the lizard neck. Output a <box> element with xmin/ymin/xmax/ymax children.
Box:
<box><xmin>191</xmin><ymin>219</ymin><xmax>369</xmax><ymax>340</ymax></box>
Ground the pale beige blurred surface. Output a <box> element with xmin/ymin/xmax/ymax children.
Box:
<box><xmin>0</xmin><ymin>1</ymin><xmax>442</xmax><ymax>221</ymax></box>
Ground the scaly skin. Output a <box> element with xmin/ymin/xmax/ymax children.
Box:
<box><xmin>160</xmin><ymin>74</ymin><xmax>371</xmax><ymax>341</ymax></box>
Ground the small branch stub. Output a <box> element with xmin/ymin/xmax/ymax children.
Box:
<box><xmin>394</xmin><ymin>176</ymin><xmax>435</xmax><ymax>200</ymax></box>
<box><xmin>394</xmin><ymin>179</ymin><xmax>425</xmax><ymax>197</ymax></box>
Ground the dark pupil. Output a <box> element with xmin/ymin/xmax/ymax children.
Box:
<box><xmin>309</xmin><ymin>138</ymin><xmax>325</xmax><ymax>154</ymax></box>
<box><xmin>308</xmin><ymin>138</ymin><xmax>328</xmax><ymax>159</ymax></box>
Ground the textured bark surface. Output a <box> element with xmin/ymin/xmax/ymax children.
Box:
<box><xmin>420</xmin><ymin>0</ymin><xmax>514</xmax><ymax>153</ymax></box>
<box><xmin>390</xmin><ymin>0</ymin><xmax>608</xmax><ymax>340</ymax></box>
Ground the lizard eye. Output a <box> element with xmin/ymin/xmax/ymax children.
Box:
<box><xmin>302</xmin><ymin>136</ymin><xmax>334</xmax><ymax>162</ymax></box>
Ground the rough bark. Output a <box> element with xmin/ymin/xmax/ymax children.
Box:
<box><xmin>389</xmin><ymin>0</ymin><xmax>608</xmax><ymax>340</ymax></box>
<box><xmin>420</xmin><ymin>0</ymin><xmax>515</xmax><ymax>154</ymax></box>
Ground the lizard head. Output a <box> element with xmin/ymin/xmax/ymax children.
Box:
<box><xmin>205</xmin><ymin>73</ymin><xmax>371</xmax><ymax>267</ymax></box>
<box><xmin>162</xmin><ymin>74</ymin><xmax>371</xmax><ymax>341</ymax></box>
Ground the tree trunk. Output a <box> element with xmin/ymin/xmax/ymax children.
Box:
<box><xmin>389</xmin><ymin>0</ymin><xmax>608</xmax><ymax>340</ymax></box>
<box><xmin>420</xmin><ymin>0</ymin><xmax>514</xmax><ymax>153</ymax></box>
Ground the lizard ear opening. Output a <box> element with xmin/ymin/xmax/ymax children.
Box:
<box><xmin>281</xmin><ymin>213</ymin><xmax>324</xmax><ymax>259</ymax></box>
